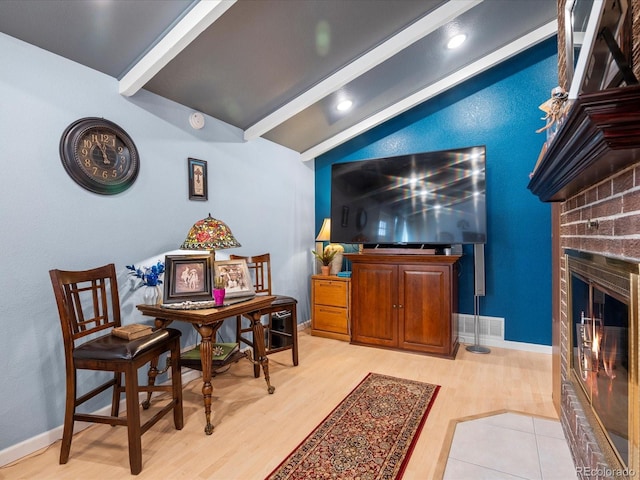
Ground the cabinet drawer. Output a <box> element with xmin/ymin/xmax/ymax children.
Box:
<box><xmin>314</xmin><ymin>280</ymin><xmax>348</xmax><ymax>307</ymax></box>
<box><xmin>313</xmin><ymin>305</ymin><xmax>348</xmax><ymax>334</ymax></box>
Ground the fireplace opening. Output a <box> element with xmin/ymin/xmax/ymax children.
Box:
<box><xmin>567</xmin><ymin>250</ymin><xmax>639</xmax><ymax>473</ymax></box>
<box><xmin>571</xmin><ymin>273</ymin><xmax>629</xmax><ymax>465</ymax></box>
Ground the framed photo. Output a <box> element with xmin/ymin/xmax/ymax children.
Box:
<box><xmin>214</xmin><ymin>259</ymin><xmax>256</xmax><ymax>299</ymax></box>
<box><xmin>163</xmin><ymin>254</ymin><xmax>213</xmax><ymax>303</ymax></box>
<box><xmin>188</xmin><ymin>158</ymin><xmax>208</xmax><ymax>201</ymax></box>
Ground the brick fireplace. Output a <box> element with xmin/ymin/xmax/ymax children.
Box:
<box><xmin>558</xmin><ymin>164</ymin><xmax>640</xmax><ymax>479</ymax></box>
<box><xmin>528</xmin><ymin>85</ymin><xmax>640</xmax><ymax>476</ymax></box>
<box><xmin>527</xmin><ymin>68</ymin><xmax>640</xmax><ymax>480</ymax></box>
<box><xmin>529</xmin><ymin>2</ymin><xmax>640</xmax><ymax>477</ymax></box>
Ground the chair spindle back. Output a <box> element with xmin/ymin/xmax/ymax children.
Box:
<box><xmin>50</xmin><ymin>264</ymin><xmax>121</xmax><ymax>344</ymax></box>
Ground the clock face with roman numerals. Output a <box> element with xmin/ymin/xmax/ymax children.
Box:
<box><xmin>59</xmin><ymin>117</ymin><xmax>139</xmax><ymax>195</ymax></box>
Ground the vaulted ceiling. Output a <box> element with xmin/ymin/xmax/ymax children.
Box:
<box><xmin>0</xmin><ymin>0</ymin><xmax>558</xmax><ymax>160</ymax></box>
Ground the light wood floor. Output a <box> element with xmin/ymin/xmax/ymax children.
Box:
<box><xmin>1</xmin><ymin>329</ymin><xmax>558</xmax><ymax>479</ymax></box>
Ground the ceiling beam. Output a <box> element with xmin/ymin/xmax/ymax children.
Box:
<box><xmin>243</xmin><ymin>0</ymin><xmax>483</xmax><ymax>142</ymax></box>
<box><xmin>300</xmin><ymin>20</ymin><xmax>558</xmax><ymax>162</ymax></box>
<box><xmin>119</xmin><ymin>0</ymin><xmax>236</xmax><ymax>97</ymax></box>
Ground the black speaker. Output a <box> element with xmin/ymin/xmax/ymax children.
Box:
<box><xmin>270</xmin><ymin>311</ymin><xmax>293</xmax><ymax>348</ymax></box>
<box><xmin>474</xmin><ymin>243</ymin><xmax>485</xmax><ymax>297</ymax></box>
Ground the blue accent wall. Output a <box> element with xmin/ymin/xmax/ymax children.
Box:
<box><xmin>315</xmin><ymin>38</ymin><xmax>557</xmax><ymax>345</ymax></box>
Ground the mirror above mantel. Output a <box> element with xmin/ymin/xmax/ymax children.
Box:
<box><xmin>564</xmin><ymin>0</ymin><xmax>635</xmax><ymax>99</ymax></box>
<box><xmin>564</xmin><ymin>0</ymin><xmax>594</xmax><ymax>93</ymax></box>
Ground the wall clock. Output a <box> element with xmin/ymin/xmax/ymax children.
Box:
<box><xmin>59</xmin><ymin>117</ymin><xmax>140</xmax><ymax>195</ymax></box>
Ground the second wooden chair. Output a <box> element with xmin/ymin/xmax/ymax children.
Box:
<box><xmin>230</xmin><ymin>253</ymin><xmax>299</xmax><ymax>376</ymax></box>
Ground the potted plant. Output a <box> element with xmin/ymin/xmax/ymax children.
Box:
<box><xmin>312</xmin><ymin>248</ymin><xmax>337</xmax><ymax>275</ymax></box>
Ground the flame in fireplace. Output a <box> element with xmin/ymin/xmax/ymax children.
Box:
<box><xmin>602</xmin><ymin>329</ymin><xmax>617</xmax><ymax>380</ymax></box>
<box><xmin>579</xmin><ymin>314</ymin><xmax>618</xmax><ymax>382</ymax></box>
<box><xmin>592</xmin><ymin>328</ymin><xmax>600</xmax><ymax>369</ymax></box>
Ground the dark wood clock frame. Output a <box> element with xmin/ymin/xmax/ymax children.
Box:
<box><xmin>59</xmin><ymin>117</ymin><xmax>140</xmax><ymax>195</ymax></box>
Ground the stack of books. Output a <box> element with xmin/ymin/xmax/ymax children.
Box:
<box><xmin>180</xmin><ymin>343</ymin><xmax>240</xmax><ymax>369</ymax></box>
<box><xmin>111</xmin><ymin>323</ymin><xmax>153</xmax><ymax>340</ymax></box>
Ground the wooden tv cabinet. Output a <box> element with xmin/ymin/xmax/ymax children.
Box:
<box><xmin>346</xmin><ymin>252</ymin><xmax>460</xmax><ymax>358</ymax></box>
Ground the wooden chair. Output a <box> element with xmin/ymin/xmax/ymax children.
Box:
<box><xmin>49</xmin><ymin>264</ymin><xmax>183</xmax><ymax>475</ymax></box>
<box><xmin>230</xmin><ymin>253</ymin><xmax>299</xmax><ymax>377</ymax></box>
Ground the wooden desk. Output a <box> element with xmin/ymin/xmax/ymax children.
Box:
<box><xmin>137</xmin><ymin>296</ymin><xmax>276</xmax><ymax>435</ymax></box>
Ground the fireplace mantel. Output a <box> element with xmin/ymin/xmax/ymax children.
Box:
<box><xmin>528</xmin><ymin>84</ymin><xmax>640</xmax><ymax>202</ymax></box>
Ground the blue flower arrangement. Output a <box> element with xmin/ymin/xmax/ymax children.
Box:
<box><xmin>126</xmin><ymin>261</ymin><xmax>165</xmax><ymax>288</ymax></box>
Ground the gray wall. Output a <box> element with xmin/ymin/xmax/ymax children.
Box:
<box><xmin>0</xmin><ymin>32</ymin><xmax>315</xmax><ymax>460</ymax></box>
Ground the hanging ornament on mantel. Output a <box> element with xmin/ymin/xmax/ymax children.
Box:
<box><xmin>536</xmin><ymin>86</ymin><xmax>569</xmax><ymax>143</ymax></box>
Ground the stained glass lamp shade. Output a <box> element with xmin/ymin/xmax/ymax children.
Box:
<box><xmin>181</xmin><ymin>213</ymin><xmax>241</xmax><ymax>261</ymax></box>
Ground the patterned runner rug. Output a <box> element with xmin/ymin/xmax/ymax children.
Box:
<box><xmin>265</xmin><ymin>373</ymin><xmax>440</xmax><ymax>480</ymax></box>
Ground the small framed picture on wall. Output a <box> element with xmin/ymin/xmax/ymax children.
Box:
<box><xmin>188</xmin><ymin>158</ymin><xmax>208</xmax><ymax>201</ymax></box>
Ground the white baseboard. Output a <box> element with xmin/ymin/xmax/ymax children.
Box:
<box><xmin>457</xmin><ymin>313</ymin><xmax>552</xmax><ymax>354</ymax></box>
<box><xmin>458</xmin><ymin>337</ymin><xmax>552</xmax><ymax>354</ymax></box>
<box><xmin>298</xmin><ymin>319</ymin><xmax>310</xmax><ymax>330</ymax></box>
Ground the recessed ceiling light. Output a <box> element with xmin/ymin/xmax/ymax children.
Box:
<box><xmin>336</xmin><ymin>99</ymin><xmax>353</xmax><ymax>112</ymax></box>
<box><xmin>447</xmin><ymin>33</ymin><xmax>467</xmax><ymax>49</ymax></box>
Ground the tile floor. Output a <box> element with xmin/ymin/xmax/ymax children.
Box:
<box><xmin>443</xmin><ymin>412</ymin><xmax>577</xmax><ymax>480</ymax></box>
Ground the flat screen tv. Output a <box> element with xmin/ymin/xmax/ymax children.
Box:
<box><xmin>330</xmin><ymin>146</ymin><xmax>486</xmax><ymax>246</ymax></box>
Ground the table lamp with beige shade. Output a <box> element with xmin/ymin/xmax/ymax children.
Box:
<box><xmin>315</xmin><ymin>218</ymin><xmax>343</xmax><ymax>275</ymax></box>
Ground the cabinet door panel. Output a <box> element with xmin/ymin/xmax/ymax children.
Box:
<box><xmin>399</xmin><ymin>265</ymin><xmax>450</xmax><ymax>353</ymax></box>
<box><xmin>352</xmin><ymin>263</ymin><xmax>396</xmax><ymax>346</ymax></box>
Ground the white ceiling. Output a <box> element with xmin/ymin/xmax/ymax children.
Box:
<box><xmin>0</xmin><ymin>0</ymin><xmax>558</xmax><ymax>160</ymax></box>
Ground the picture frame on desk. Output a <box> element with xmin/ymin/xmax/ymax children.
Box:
<box><xmin>163</xmin><ymin>254</ymin><xmax>213</xmax><ymax>303</ymax></box>
<box><xmin>188</xmin><ymin>157</ymin><xmax>208</xmax><ymax>201</ymax></box>
<box><xmin>214</xmin><ymin>259</ymin><xmax>255</xmax><ymax>298</ymax></box>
